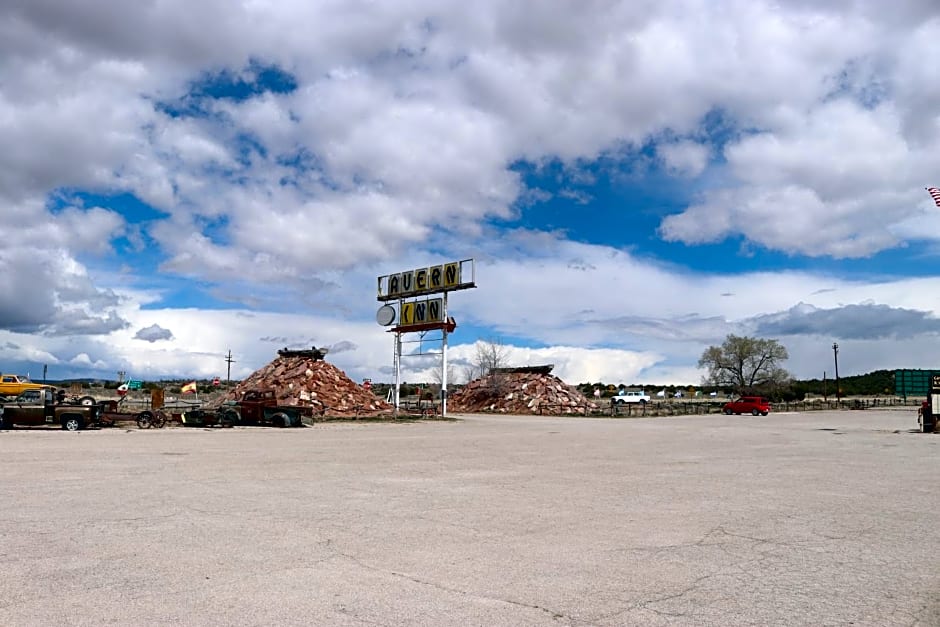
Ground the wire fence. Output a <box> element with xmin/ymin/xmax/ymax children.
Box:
<box><xmin>525</xmin><ymin>396</ymin><xmax>922</xmax><ymax>418</ymax></box>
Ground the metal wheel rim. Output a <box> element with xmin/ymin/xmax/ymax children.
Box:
<box><xmin>153</xmin><ymin>411</ymin><xmax>168</xmax><ymax>428</ymax></box>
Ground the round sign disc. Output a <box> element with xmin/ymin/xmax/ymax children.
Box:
<box><xmin>376</xmin><ymin>305</ymin><xmax>396</xmax><ymax>326</ymax></box>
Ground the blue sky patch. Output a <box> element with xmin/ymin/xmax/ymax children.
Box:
<box><xmin>156</xmin><ymin>60</ymin><xmax>298</xmax><ymax>118</ymax></box>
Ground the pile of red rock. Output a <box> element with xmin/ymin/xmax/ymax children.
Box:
<box><xmin>449</xmin><ymin>372</ymin><xmax>597</xmax><ymax>415</ymax></box>
<box><xmin>212</xmin><ymin>356</ymin><xmax>392</xmax><ymax>417</ymax></box>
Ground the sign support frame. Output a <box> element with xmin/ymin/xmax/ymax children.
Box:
<box><xmin>393</xmin><ymin>305</ymin><xmax>402</xmax><ymax>416</ymax></box>
<box><xmin>442</xmin><ymin>292</ymin><xmax>449</xmax><ymax>416</ymax></box>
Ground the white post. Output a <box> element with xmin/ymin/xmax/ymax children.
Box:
<box><xmin>394</xmin><ymin>330</ymin><xmax>402</xmax><ymax>415</ymax></box>
<box><xmin>441</xmin><ymin>292</ymin><xmax>448</xmax><ymax>416</ymax></box>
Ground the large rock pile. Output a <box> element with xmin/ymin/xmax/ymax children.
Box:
<box><xmin>449</xmin><ymin>371</ymin><xmax>597</xmax><ymax>415</ymax></box>
<box><xmin>211</xmin><ymin>356</ymin><xmax>392</xmax><ymax>417</ymax></box>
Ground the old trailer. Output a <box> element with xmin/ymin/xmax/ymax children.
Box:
<box><xmin>97</xmin><ymin>399</ymin><xmax>168</xmax><ymax>429</ymax></box>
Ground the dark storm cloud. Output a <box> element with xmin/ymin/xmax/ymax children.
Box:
<box><xmin>1</xmin><ymin>296</ymin><xmax>129</xmax><ymax>337</ymax></box>
<box><xmin>46</xmin><ymin>310</ymin><xmax>129</xmax><ymax>336</ymax></box>
<box><xmin>0</xmin><ymin>261</ymin><xmax>58</xmax><ymax>332</ymax></box>
<box><xmin>0</xmin><ymin>245</ymin><xmax>128</xmax><ymax>336</ymax></box>
<box><xmin>134</xmin><ymin>324</ymin><xmax>174</xmax><ymax>342</ymax></box>
<box><xmin>753</xmin><ymin>302</ymin><xmax>940</xmax><ymax>340</ymax></box>
<box><xmin>589</xmin><ymin>313</ymin><xmax>732</xmax><ymax>342</ymax></box>
<box><xmin>327</xmin><ymin>340</ymin><xmax>357</xmax><ymax>354</ymax></box>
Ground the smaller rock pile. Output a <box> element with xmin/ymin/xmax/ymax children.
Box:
<box><xmin>449</xmin><ymin>372</ymin><xmax>597</xmax><ymax>415</ymax></box>
<box><xmin>211</xmin><ymin>356</ymin><xmax>392</xmax><ymax>417</ymax></box>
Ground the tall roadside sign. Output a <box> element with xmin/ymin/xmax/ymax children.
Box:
<box><xmin>376</xmin><ymin>259</ymin><xmax>476</xmax><ymax>416</ymax></box>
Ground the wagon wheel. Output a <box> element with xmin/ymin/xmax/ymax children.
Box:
<box><xmin>152</xmin><ymin>410</ymin><xmax>168</xmax><ymax>429</ymax></box>
<box><xmin>136</xmin><ymin>411</ymin><xmax>154</xmax><ymax>429</ymax></box>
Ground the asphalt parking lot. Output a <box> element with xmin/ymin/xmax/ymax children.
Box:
<box><xmin>1</xmin><ymin>410</ymin><xmax>938</xmax><ymax>626</ymax></box>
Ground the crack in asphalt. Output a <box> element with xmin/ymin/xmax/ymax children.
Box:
<box><xmin>332</xmin><ymin>604</ymin><xmax>399</xmax><ymax>627</ymax></box>
<box><xmin>598</xmin><ymin>518</ymin><xmax>920</xmax><ymax>626</ymax></box>
<box><xmin>1</xmin><ymin>509</ymin><xmax>186</xmax><ymax>525</ymax></box>
<box><xmin>593</xmin><ymin>524</ymin><xmax>836</xmax><ymax>624</ymax></box>
<box><xmin>911</xmin><ymin>591</ymin><xmax>940</xmax><ymax>627</ymax></box>
<box><xmin>323</xmin><ymin>540</ymin><xmax>572</xmax><ymax>623</ymax></box>
<box><xmin>638</xmin><ymin>572</ymin><xmax>718</xmax><ymax>618</ymax></box>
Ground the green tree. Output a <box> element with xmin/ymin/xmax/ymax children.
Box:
<box><xmin>698</xmin><ymin>335</ymin><xmax>790</xmax><ymax>395</ymax></box>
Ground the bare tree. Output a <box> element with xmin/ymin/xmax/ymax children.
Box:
<box><xmin>430</xmin><ymin>361</ymin><xmax>458</xmax><ymax>390</ymax></box>
<box><xmin>460</xmin><ymin>363</ymin><xmax>477</xmax><ymax>385</ymax></box>
<box><xmin>473</xmin><ymin>338</ymin><xmax>509</xmax><ymax>378</ymax></box>
<box><xmin>698</xmin><ymin>334</ymin><xmax>790</xmax><ymax>395</ymax></box>
<box><xmin>471</xmin><ymin>338</ymin><xmax>511</xmax><ymax>396</ymax></box>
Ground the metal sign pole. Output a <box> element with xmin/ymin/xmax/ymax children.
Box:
<box><xmin>394</xmin><ymin>330</ymin><xmax>402</xmax><ymax>416</ymax></box>
<box><xmin>441</xmin><ymin>292</ymin><xmax>448</xmax><ymax>416</ymax></box>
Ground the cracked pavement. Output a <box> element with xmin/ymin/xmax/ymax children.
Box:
<box><xmin>0</xmin><ymin>410</ymin><xmax>938</xmax><ymax>626</ymax></box>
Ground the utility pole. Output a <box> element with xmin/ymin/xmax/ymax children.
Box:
<box><xmin>225</xmin><ymin>350</ymin><xmax>235</xmax><ymax>387</ymax></box>
<box><xmin>823</xmin><ymin>371</ymin><xmax>827</xmax><ymax>402</ymax></box>
<box><xmin>832</xmin><ymin>343</ymin><xmax>840</xmax><ymax>402</ymax></box>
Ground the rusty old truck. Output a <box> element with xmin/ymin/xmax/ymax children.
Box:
<box><xmin>181</xmin><ymin>389</ymin><xmax>306</xmax><ymax>428</ymax></box>
<box><xmin>0</xmin><ymin>386</ymin><xmax>105</xmax><ymax>431</ymax></box>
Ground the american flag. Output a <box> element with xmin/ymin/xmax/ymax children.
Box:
<box><xmin>928</xmin><ymin>187</ymin><xmax>940</xmax><ymax>208</ymax></box>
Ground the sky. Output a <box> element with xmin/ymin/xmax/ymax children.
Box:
<box><xmin>3</xmin><ymin>0</ymin><xmax>940</xmax><ymax>388</ymax></box>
